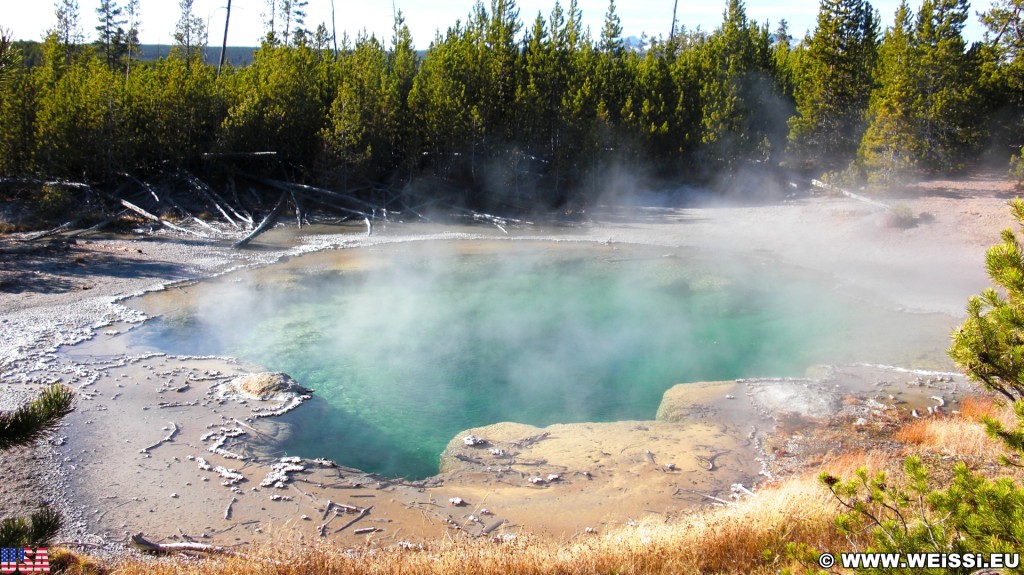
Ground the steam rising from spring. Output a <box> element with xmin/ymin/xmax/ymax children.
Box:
<box><xmin>131</xmin><ymin>240</ymin><xmax>923</xmax><ymax>478</ymax></box>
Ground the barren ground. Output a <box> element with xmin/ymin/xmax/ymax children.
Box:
<box><xmin>0</xmin><ymin>173</ymin><xmax>1017</xmax><ymax>556</ymax></box>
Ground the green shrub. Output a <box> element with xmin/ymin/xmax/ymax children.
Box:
<box><xmin>32</xmin><ymin>183</ymin><xmax>75</xmax><ymax>221</ymax></box>
<box><xmin>1010</xmin><ymin>147</ymin><xmax>1024</xmax><ymax>190</ymax></box>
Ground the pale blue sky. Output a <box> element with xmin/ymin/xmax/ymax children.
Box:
<box><xmin>3</xmin><ymin>0</ymin><xmax>991</xmax><ymax>48</ymax></box>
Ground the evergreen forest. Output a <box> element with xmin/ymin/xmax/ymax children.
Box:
<box><xmin>1</xmin><ymin>0</ymin><xmax>1022</xmax><ymax>216</ymax></box>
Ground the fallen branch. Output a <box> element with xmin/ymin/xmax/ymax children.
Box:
<box><xmin>117</xmin><ymin>197</ymin><xmax>208</xmax><ymax>238</ymax></box>
<box><xmin>336</xmin><ymin>505</ymin><xmax>373</xmax><ymax>533</ymax></box>
<box><xmin>232</xmin><ymin>190</ymin><xmax>288</xmax><ymax>248</ymax></box>
<box><xmin>224</xmin><ymin>497</ymin><xmax>236</xmax><ymax>520</ymax></box>
<box><xmin>512</xmin><ymin>432</ymin><xmax>550</xmax><ymax>448</ymax></box>
<box><xmin>140</xmin><ymin>422</ymin><xmax>178</xmax><ymax>453</ymax></box>
<box><xmin>811</xmin><ymin>179</ymin><xmax>890</xmax><ymax>209</ymax></box>
<box><xmin>24</xmin><ymin>217</ymin><xmax>83</xmax><ymax>242</ymax></box>
<box><xmin>229</xmin><ymin>418</ymin><xmax>274</xmax><ymax>441</ymax></box>
<box><xmin>291</xmin><ymin>190</ymin><xmax>303</xmax><ymax>228</ymax></box>
<box><xmin>128</xmin><ymin>174</ymin><xmax>220</xmax><ymax>235</ymax></box>
<box><xmin>131</xmin><ymin>532</ymin><xmax>242</xmax><ymax>556</ymax></box>
<box><xmin>678</xmin><ymin>488</ymin><xmax>731</xmax><ymax>506</ymax></box>
<box><xmin>64</xmin><ymin>210</ymin><xmax>128</xmax><ymax>239</ymax></box>
<box><xmin>225</xmin><ymin>176</ymin><xmax>254</xmax><ymax>226</ymax></box>
<box><xmin>479</xmin><ymin>518</ymin><xmax>506</xmax><ymax>536</ymax></box>
<box><xmin>179</xmin><ymin>170</ymin><xmax>244</xmax><ymax>229</ymax></box>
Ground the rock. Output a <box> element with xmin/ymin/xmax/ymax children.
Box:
<box><xmin>462</xmin><ymin>434</ymin><xmax>487</xmax><ymax>446</ymax></box>
<box><xmin>656</xmin><ymin>381</ymin><xmax>737</xmax><ymax>422</ymax></box>
<box><xmin>245</xmin><ymin>420</ymin><xmax>296</xmax><ymax>458</ymax></box>
<box><xmin>225</xmin><ymin>372</ymin><xmax>312</xmax><ymax>401</ymax></box>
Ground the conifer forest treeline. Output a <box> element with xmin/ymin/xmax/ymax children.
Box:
<box><xmin>0</xmin><ymin>0</ymin><xmax>1022</xmax><ymax>214</ymax></box>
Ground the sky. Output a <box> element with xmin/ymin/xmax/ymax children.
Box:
<box><xmin>3</xmin><ymin>0</ymin><xmax>992</xmax><ymax>49</ymax></box>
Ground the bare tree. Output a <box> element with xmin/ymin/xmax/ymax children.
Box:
<box><xmin>125</xmin><ymin>0</ymin><xmax>141</xmax><ymax>75</ymax></box>
<box><xmin>218</xmin><ymin>0</ymin><xmax>232</xmax><ymax>75</ymax></box>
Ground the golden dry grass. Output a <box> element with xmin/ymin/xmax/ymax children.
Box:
<box><xmin>895</xmin><ymin>396</ymin><xmax>1017</xmax><ymax>460</ymax></box>
<box><xmin>69</xmin><ymin>471</ymin><xmax>859</xmax><ymax>575</ymax></box>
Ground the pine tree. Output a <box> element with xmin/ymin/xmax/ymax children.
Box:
<box><xmin>408</xmin><ymin>25</ymin><xmax>474</xmax><ymax>182</ymax></box>
<box><xmin>221</xmin><ymin>40</ymin><xmax>329</xmax><ymax>169</ymax></box>
<box><xmin>94</xmin><ymin>0</ymin><xmax>127</xmax><ymax>70</ymax></box>
<box><xmin>788</xmin><ymin>0</ymin><xmax>879</xmax><ymax>171</ymax></box>
<box><xmin>279</xmin><ymin>0</ymin><xmax>308</xmax><ymax>46</ymax></box>
<box><xmin>980</xmin><ymin>0</ymin><xmax>1024</xmax><ymax>166</ymax></box>
<box><xmin>857</xmin><ymin>0</ymin><xmax>920</xmax><ymax>185</ymax></box>
<box><xmin>596</xmin><ymin>0</ymin><xmax>628</xmax><ymax>130</ymax></box>
<box><xmin>599</xmin><ymin>0</ymin><xmax>624</xmax><ymax>55</ymax></box>
<box><xmin>123</xmin><ymin>0</ymin><xmax>141</xmax><ymax>75</ymax></box>
<box><xmin>322</xmin><ymin>34</ymin><xmax>386</xmax><ymax>181</ymax></box>
<box><xmin>0</xmin><ymin>385</ymin><xmax>74</xmax><ymax>548</ymax></box>
<box><xmin>913</xmin><ymin>0</ymin><xmax>981</xmax><ymax>171</ymax></box>
<box><xmin>52</xmin><ymin>0</ymin><xmax>83</xmax><ymax>67</ymax></box>
<box><xmin>697</xmin><ymin>0</ymin><xmax>777</xmax><ymax>170</ymax></box>
<box><xmin>0</xmin><ymin>30</ymin><xmax>19</xmax><ymax>87</ymax></box>
<box><xmin>384</xmin><ymin>11</ymin><xmax>418</xmax><ymax>175</ymax></box>
<box><xmin>174</xmin><ymin>0</ymin><xmax>208</xmax><ymax>67</ymax></box>
<box><xmin>951</xmin><ymin>198</ymin><xmax>1024</xmax><ymax>403</ymax></box>
<box><xmin>771</xmin><ymin>19</ymin><xmax>796</xmax><ymax>99</ymax></box>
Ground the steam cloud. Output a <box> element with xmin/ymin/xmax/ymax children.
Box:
<box><xmin>133</xmin><ymin>239</ymin><xmax>935</xmax><ymax>478</ymax></box>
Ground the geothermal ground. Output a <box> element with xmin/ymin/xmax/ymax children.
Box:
<box><xmin>0</xmin><ymin>175</ymin><xmax>1016</xmax><ymax>556</ymax></box>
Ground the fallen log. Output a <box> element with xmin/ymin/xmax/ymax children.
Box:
<box><xmin>811</xmin><ymin>179</ymin><xmax>890</xmax><ymax>209</ymax></box>
<box><xmin>224</xmin><ymin>497</ymin><xmax>236</xmax><ymax>520</ymax></box>
<box><xmin>130</xmin><ymin>532</ymin><xmax>241</xmax><ymax>556</ymax></box>
<box><xmin>512</xmin><ymin>432</ymin><xmax>550</xmax><ymax>448</ymax></box>
<box><xmin>127</xmin><ymin>175</ymin><xmax>220</xmax><ymax>235</ymax></box>
<box><xmin>678</xmin><ymin>488</ymin><xmax>731</xmax><ymax>506</ymax></box>
<box><xmin>335</xmin><ymin>505</ymin><xmax>373</xmax><ymax>533</ymax></box>
<box><xmin>291</xmin><ymin>190</ymin><xmax>303</xmax><ymax>228</ymax></box>
<box><xmin>225</xmin><ymin>176</ymin><xmax>254</xmax><ymax>226</ymax></box>
<box><xmin>24</xmin><ymin>217</ymin><xmax>83</xmax><ymax>242</ymax></box>
<box><xmin>245</xmin><ymin>176</ymin><xmax>375</xmax><ymax>219</ymax></box>
<box><xmin>179</xmin><ymin>170</ymin><xmax>244</xmax><ymax>229</ymax></box>
<box><xmin>64</xmin><ymin>210</ymin><xmax>128</xmax><ymax>239</ymax></box>
<box><xmin>232</xmin><ymin>191</ymin><xmax>288</xmax><ymax>248</ymax></box>
<box><xmin>117</xmin><ymin>197</ymin><xmax>208</xmax><ymax>238</ymax></box>
<box><xmin>293</xmin><ymin>192</ymin><xmax>366</xmax><ymax>221</ymax></box>
<box><xmin>480</xmin><ymin>518</ymin><xmax>506</xmax><ymax>536</ymax></box>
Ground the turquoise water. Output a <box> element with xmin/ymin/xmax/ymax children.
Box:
<box><xmin>130</xmin><ymin>241</ymin><xmax>874</xmax><ymax>478</ymax></box>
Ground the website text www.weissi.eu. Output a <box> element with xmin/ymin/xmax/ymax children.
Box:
<box><xmin>817</xmin><ymin>551</ymin><xmax>1020</xmax><ymax>570</ymax></box>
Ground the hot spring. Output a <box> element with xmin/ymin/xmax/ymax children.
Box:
<box><xmin>125</xmin><ymin>239</ymin><xmax>952</xmax><ymax>479</ymax></box>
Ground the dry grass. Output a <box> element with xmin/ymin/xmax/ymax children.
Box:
<box><xmin>69</xmin><ymin>474</ymin><xmax>853</xmax><ymax>575</ymax></box>
<box><xmin>895</xmin><ymin>396</ymin><xmax>1017</xmax><ymax>460</ymax></box>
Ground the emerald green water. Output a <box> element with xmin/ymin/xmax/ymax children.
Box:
<box><xmin>128</xmin><ymin>241</ymin><xmax>915</xmax><ymax>478</ymax></box>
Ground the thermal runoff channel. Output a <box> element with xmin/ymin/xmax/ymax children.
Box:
<box><xmin>131</xmin><ymin>241</ymin><xmax>885</xmax><ymax>478</ymax></box>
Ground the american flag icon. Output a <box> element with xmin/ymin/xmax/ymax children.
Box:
<box><xmin>0</xmin><ymin>548</ymin><xmax>49</xmax><ymax>573</ymax></box>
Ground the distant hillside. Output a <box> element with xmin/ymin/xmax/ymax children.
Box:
<box><xmin>138</xmin><ymin>44</ymin><xmax>258</xmax><ymax>67</ymax></box>
<box><xmin>10</xmin><ymin>41</ymin><xmax>259</xmax><ymax>68</ymax></box>
<box><xmin>11</xmin><ymin>42</ymin><xmax>425</xmax><ymax>68</ymax></box>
